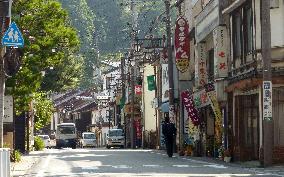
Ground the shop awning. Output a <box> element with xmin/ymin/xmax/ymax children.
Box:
<box><xmin>159</xmin><ymin>102</ymin><xmax>169</xmax><ymax>112</ymax></box>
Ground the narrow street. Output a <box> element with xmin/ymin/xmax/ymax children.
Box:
<box><xmin>15</xmin><ymin>148</ymin><xmax>283</xmax><ymax>177</ymax></box>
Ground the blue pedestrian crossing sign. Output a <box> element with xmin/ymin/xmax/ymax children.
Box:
<box><xmin>1</xmin><ymin>22</ymin><xmax>24</xmax><ymax>47</ymax></box>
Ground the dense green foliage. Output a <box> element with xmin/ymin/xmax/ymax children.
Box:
<box><xmin>33</xmin><ymin>93</ymin><xmax>54</xmax><ymax>130</ymax></box>
<box><xmin>34</xmin><ymin>136</ymin><xmax>45</xmax><ymax>151</ymax></box>
<box><xmin>60</xmin><ymin>0</ymin><xmax>168</xmax><ymax>57</ymax></box>
<box><xmin>59</xmin><ymin>0</ymin><xmax>97</xmax><ymax>88</ymax></box>
<box><xmin>8</xmin><ymin>0</ymin><xmax>81</xmax><ymax>117</ymax></box>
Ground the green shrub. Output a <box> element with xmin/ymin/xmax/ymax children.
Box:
<box><xmin>11</xmin><ymin>150</ymin><xmax>21</xmax><ymax>162</ymax></box>
<box><xmin>34</xmin><ymin>136</ymin><xmax>45</xmax><ymax>151</ymax></box>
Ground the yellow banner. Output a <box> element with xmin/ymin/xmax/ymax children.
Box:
<box><xmin>207</xmin><ymin>91</ymin><xmax>222</xmax><ymax>145</ymax></box>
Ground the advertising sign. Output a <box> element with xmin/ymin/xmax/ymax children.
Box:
<box><xmin>263</xmin><ymin>81</ymin><xmax>272</xmax><ymax>121</ymax></box>
<box><xmin>195</xmin><ymin>43</ymin><xmax>207</xmax><ymax>87</ymax></box>
<box><xmin>213</xmin><ymin>25</ymin><xmax>228</xmax><ymax>78</ymax></box>
<box><xmin>174</xmin><ymin>16</ymin><xmax>190</xmax><ymax>73</ymax></box>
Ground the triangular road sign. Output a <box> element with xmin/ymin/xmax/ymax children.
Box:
<box><xmin>2</xmin><ymin>22</ymin><xmax>24</xmax><ymax>47</ymax></box>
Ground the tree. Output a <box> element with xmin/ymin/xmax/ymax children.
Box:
<box><xmin>8</xmin><ymin>0</ymin><xmax>81</xmax><ymax>117</ymax></box>
<box><xmin>33</xmin><ymin>92</ymin><xmax>54</xmax><ymax>130</ymax></box>
<box><xmin>59</xmin><ymin>0</ymin><xmax>98</xmax><ymax>89</ymax></box>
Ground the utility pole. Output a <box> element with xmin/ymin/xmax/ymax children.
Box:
<box><xmin>130</xmin><ymin>67</ymin><xmax>135</xmax><ymax>149</ymax></box>
<box><xmin>0</xmin><ymin>0</ymin><xmax>10</xmax><ymax>148</ymax></box>
<box><xmin>261</xmin><ymin>0</ymin><xmax>273</xmax><ymax>167</ymax></box>
<box><xmin>121</xmin><ymin>55</ymin><xmax>127</xmax><ymax>147</ymax></box>
<box><xmin>164</xmin><ymin>0</ymin><xmax>175</xmax><ymax>122</ymax></box>
<box><xmin>0</xmin><ymin>34</ymin><xmax>4</xmax><ymax>148</ymax></box>
<box><xmin>130</xmin><ymin>0</ymin><xmax>138</xmax><ymax>149</ymax></box>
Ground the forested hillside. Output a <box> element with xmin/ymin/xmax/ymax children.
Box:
<box><xmin>59</xmin><ymin>0</ymin><xmax>166</xmax><ymax>55</ymax></box>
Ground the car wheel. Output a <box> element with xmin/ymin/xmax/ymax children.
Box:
<box><xmin>106</xmin><ymin>145</ymin><xmax>110</xmax><ymax>149</ymax></box>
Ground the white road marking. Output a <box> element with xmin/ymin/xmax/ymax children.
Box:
<box><xmin>36</xmin><ymin>154</ymin><xmax>52</xmax><ymax>177</ymax></box>
<box><xmin>112</xmin><ymin>165</ymin><xmax>132</xmax><ymax>169</ymax></box>
<box><xmin>203</xmin><ymin>164</ymin><xmax>227</xmax><ymax>169</ymax></box>
<box><xmin>143</xmin><ymin>164</ymin><xmax>161</xmax><ymax>168</ymax></box>
<box><xmin>81</xmin><ymin>166</ymin><xmax>99</xmax><ymax>170</ymax></box>
<box><xmin>173</xmin><ymin>165</ymin><xmax>190</xmax><ymax>168</ymax></box>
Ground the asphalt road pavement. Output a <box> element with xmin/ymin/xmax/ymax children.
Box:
<box><xmin>21</xmin><ymin>148</ymin><xmax>284</xmax><ymax>177</ymax></box>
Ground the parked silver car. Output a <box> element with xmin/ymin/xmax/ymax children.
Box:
<box><xmin>80</xmin><ymin>132</ymin><xmax>96</xmax><ymax>148</ymax></box>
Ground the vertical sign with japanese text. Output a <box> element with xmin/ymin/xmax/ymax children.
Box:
<box><xmin>175</xmin><ymin>16</ymin><xmax>190</xmax><ymax>73</ymax></box>
<box><xmin>162</xmin><ymin>64</ymin><xmax>169</xmax><ymax>103</ymax></box>
<box><xmin>195</xmin><ymin>43</ymin><xmax>207</xmax><ymax>87</ymax></box>
<box><xmin>263</xmin><ymin>81</ymin><xmax>272</xmax><ymax>121</ymax></box>
<box><xmin>213</xmin><ymin>25</ymin><xmax>228</xmax><ymax>78</ymax></box>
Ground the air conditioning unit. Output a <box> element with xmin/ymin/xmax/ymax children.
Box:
<box><xmin>270</xmin><ymin>0</ymin><xmax>279</xmax><ymax>9</ymax></box>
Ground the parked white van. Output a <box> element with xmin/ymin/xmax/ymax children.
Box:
<box><xmin>106</xmin><ymin>129</ymin><xmax>124</xmax><ymax>149</ymax></box>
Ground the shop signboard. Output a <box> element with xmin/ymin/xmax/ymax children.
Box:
<box><xmin>263</xmin><ymin>81</ymin><xmax>272</xmax><ymax>121</ymax></box>
<box><xmin>213</xmin><ymin>25</ymin><xmax>228</xmax><ymax>78</ymax></box>
<box><xmin>195</xmin><ymin>43</ymin><xmax>208</xmax><ymax>87</ymax></box>
<box><xmin>174</xmin><ymin>16</ymin><xmax>190</xmax><ymax>73</ymax></box>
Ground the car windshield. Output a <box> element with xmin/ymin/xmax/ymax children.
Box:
<box><xmin>83</xmin><ymin>133</ymin><xmax>95</xmax><ymax>139</ymax></box>
<box><xmin>109</xmin><ymin>129</ymin><xmax>123</xmax><ymax>137</ymax></box>
<box><xmin>58</xmin><ymin>126</ymin><xmax>75</xmax><ymax>134</ymax></box>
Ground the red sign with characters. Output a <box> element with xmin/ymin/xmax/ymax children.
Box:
<box><xmin>174</xmin><ymin>16</ymin><xmax>190</xmax><ymax>73</ymax></box>
<box><xmin>135</xmin><ymin>85</ymin><xmax>142</xmax><ymax>95</ymax></box>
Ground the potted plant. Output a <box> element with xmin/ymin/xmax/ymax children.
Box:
<box><xmin>223</xmin><ymin>149</ymin><xmax>231</xmax><ymax>162</ymax></box>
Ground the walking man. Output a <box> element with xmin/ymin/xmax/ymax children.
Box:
<box><xmin>162</xmin><ymin>117</ymin><xmax>176</xmax><ymax>157</ymax></box>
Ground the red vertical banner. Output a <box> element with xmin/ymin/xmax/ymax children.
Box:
<box><xmin>134</xmin><ymin>120</ymin><xmax>142</xmax><ymax>140</ymax></box>
<box><xmin>175</xmin><ymin>16</ymin><xmax>190</xmax><ymax>73</ymax></box>
<box><xmin>181</xmin><ymin>90</ymin><xmax>200</xmax><ymax>126</ymax></box>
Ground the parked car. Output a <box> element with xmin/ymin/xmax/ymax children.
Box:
<box><xmin>38</xmin><ymin>135</ymin><xmax>51</xmax><ymax>148</ymax></box>
<box><xmin>106</xmin><ymin>129</ymin><xmax>125</xmax><ymax>149</ymax></box>
<box><xmin>80</xmin><ymin>132</ymin><xmax>96</xmax><ymax>148</ymax></box>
